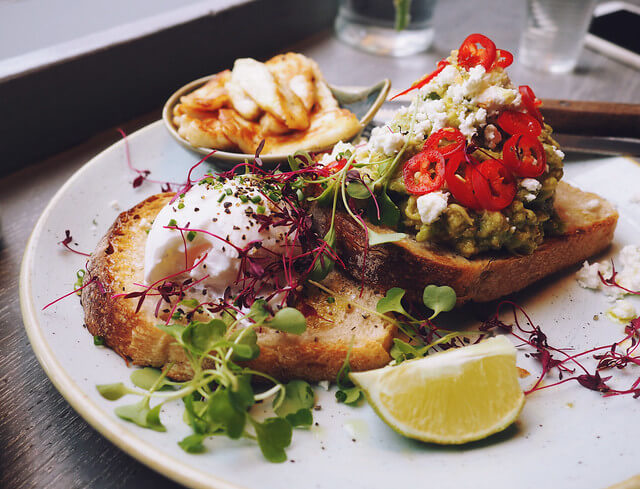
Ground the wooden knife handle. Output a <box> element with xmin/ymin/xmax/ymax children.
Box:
<box><xmin>540</xmin><ymin>99</ymin><xmax>640</xmax><ymax>138</ymax></box>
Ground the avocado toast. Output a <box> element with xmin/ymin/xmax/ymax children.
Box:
<box><xmin>310</xmin><ymin>33</ymin><xmax>618</xmax><ymax>304</ymax></box>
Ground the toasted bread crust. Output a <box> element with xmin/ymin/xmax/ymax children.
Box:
<box><xmin>82</xmin><ymin>193</ymin><xmax>394</xmax><ymax>381</ymax></box>
<box><xmin>313</xmin><ymin>182</ymin><xmax>618</xmax><ymax>305</ymax></box>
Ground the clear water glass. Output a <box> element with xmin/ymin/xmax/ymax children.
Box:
<box><xmin>334</xmin><ymin>0</ymin><xmax>437</xmax><ymax>57</ymax></box>
<box><xmin>519</xmin><ymin>0</ymin><xmax>597</xmax><ymax>73</ymax></box>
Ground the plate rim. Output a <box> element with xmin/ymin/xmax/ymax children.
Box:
<box><xmin>18</xmin><ymin>120</ymin><xmax>246</xmax><ymax>489</ymax></box>
<box><xmin>18</xmin><ymin>120</ymin><xmax>640</xmax><ymax>489</ymax></box>
<box><xmin>162</xmin><ymin>75</ymin><xmax>391</xmax><ymax>162</ymax></box>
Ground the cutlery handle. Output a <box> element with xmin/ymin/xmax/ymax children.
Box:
<box><xmin>540</xmin><ymin>99</ymin><xmax>640</xmax><ymax>139</ymax></box>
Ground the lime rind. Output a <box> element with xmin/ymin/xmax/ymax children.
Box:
<box><xmin>350</xmin><ymin>336</ymin><xmax>525</xmax><ymax>444</ymax></box>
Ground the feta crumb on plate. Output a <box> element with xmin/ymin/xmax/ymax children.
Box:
<box><xmin>607</xmin><ymin>299</ymin><xmax>637</xmax><ymax>323</ymax></box>
<box><xmin>576</xmin><ymin>245</ymin><xmax>640</xmax><ymax>301</ymax></box>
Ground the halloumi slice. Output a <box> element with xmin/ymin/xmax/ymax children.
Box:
<box><xmin>218</xmin><ymin>108</ymin><xmax>265</xmax><ymax>154</ymax></box>
<box><xmin>173</xmin><ymin>105</ymin><xmax>236</xmax><ymax>150</ymax></box>
<box><xmin>180</xmin><ymin>70</ymin><xmax>230</xmax><ymax>112</ymax></box>
<box><xmin>259</xmin><ymin>112</ymin><xmax>290</xmax><ymax>135</ymax></box>
<box><xmin>232</xmin><ymin>58</ymin><xmax>309</xmax><ymax>131</ymax></box>
<box><xmin>226</xmin><ymin>77</ymin><xmax>262</xmax><ymax>120</ymax></box>
<box><xmin>262</xmin><ymin>108</ymin><xmax>361</xmax><ymax>154</ymax></box>
<box><xmin>266</xmin><ymin>53</ymin><xmax>317</xmax><ymax>112</ymax></box>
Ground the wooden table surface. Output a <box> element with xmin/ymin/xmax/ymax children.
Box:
<box><xmin>2</xmin><ymin>1</ymin><xmax>639</xmax><ymax>487</ymax></box>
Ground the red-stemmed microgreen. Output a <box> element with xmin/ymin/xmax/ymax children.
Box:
<box><xmin>598</xmin><ymin>259</ymin><xmax>640</xmax><ymax>296</ymax></box>
<box><xmin>42</xmin><ymin>268</ymin><xmax>104</xmax><ymax>310</ymax></box>
<box><xmin>117</xmin><ymin>128</ymin><xmax>183</xmax><ymax>191</ymax></box>
<box><xmin>59</xmin><ymin>230</ymin><xmax>91</xmax><ymax>257</ymax></box>
<box><xmin>481</xmin><ymin>302</ymin><xmax>640</xmax><ymax>398</ymax></box>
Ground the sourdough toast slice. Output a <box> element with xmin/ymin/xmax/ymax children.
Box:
<box><xmin>313</xmin><ymin>182</ymin><xmax>618</xmax><ymax>305</ymax></box>
<box><xmin>82</xmin><ymin>193</ymin><xmax>394</xmax><ymax>382</ymax></box>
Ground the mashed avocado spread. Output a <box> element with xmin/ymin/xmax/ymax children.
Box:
<box><xmin>355</xmin><ymin>42</ymin><xmax>566</xmax><ymax>258</ymax></box>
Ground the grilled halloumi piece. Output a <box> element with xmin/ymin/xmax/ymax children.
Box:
<box><xmin>218</xmin><ymin>107</ymin><xmax>360</xmax><ymax>155</ymax></box>
<box><xmin>173</xmin><ymin>53</ymin><xmax>356</xmax><ymax>154</ymax></box>
<box><xmin>314</xmin><ymin>79</ymin><xmax>339</xmax><ymax>111</ymax></box>
<box><xmin>179</xmin><ymin>70</ymin><xmax>230</xmax><ymax>112</ymax></box>
<box><xmin>218</xmin><ymin>108</ymin><xmax>265</xmax><ymax>154</ymax></box>
<box><xmin>259</xmin><ymin>112</ymin><xmax>290</xmax><ymax>135</ymax></box>
<box><xmin>232</xmin><ymin>58</ymin><xmax>310</xmax><ymax>131</ymax></box>
<box><xmin>266</xmin><ymin>53</ymin><xmax>317</xmax><ymax>112</ymax></box>
<box><xmin>226</xmin><ymin>76</ymin><xmax>262</xmax><ymax>121</ymax></box>
<box><xmin>262</xmin><ymin>108</ymin><xmax>360</xmax><ymax>154</ymax></box>
<box><xmin>173</xmin><ymin>105</ymin><xmax>235</xmax><ymax>150</ymax></box>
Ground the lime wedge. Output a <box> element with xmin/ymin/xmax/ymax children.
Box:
<box><xmin>350</xmin><ymin>336</ymin><xmax>525</xmax><ymax>444</ymax></box>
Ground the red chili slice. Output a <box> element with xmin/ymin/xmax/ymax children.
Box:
<box><xmin>497</xmin><ymin>110</ymin><xmax>542</xmax><ymax>137</ymax></box>
<box><xmin>326</xmin><ymin>158</ymin><xmax>347</xmax><ymax>173</ymax></box>
<box><xmin>519</xmin><ymin>85</ymin><xmax>543</xmax><ymax>124</ymax></box>
<box><xmin>390</xmin><ymin>60</ymin><xmax>449</xmax><ymax>101</ymax></box>
<box><xmin>444</xmin><ymin>152</ymin><xmax>481</xmax><ymax>210</ymax></box>
<box><xmin>403</xmin><ymin>150</ymin><xmax>446</xmax><ymax>195</ymax></box>
<box><xmin>425</xmin><ymin>127</ymin><xmax>466</xmax><ymax>156</ymax></box>
<box><xmin>502</xmin><ymin>134</ymin><xmax>547</xmax><ymax>177</ymax></box>
<box><xmin>458</xmin><ymin>34</ymin><xmax>497</xmax><ymax>71</ymax></box>
<box><xmin>493</xmin><ymin>49</ymin><xmax>514</xmax><ymax>69</ymax></box>
<box><xmin>317</xmin><ymin>157</ymin><xmax>347</xmax><ymax>177</ymax></box>
<box><xmin>471</xmin><ymin>159</ymin><xmax>517</xmax><ymax>211</ymax></box>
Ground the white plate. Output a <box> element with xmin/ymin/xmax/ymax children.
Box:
<box><xmin>20</xmin><ymin>120</ymin><xmax>640</xmax><ymax>489</ymax></box>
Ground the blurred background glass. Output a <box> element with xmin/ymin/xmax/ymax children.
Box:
<box><xmin>519</xmin><ymin>0</ymin><xmax>598</xmax><ymax>73</ymax></box>
<box><xmin>334</xmin><ymin>0</ymin><xmax>437</xmax><ymax>56</ymax></box>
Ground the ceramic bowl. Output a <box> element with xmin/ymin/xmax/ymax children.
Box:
<box><xmin>162</xmin><ymin>75</ymin><xmax>390</xmax><ymax>167</ymax></box>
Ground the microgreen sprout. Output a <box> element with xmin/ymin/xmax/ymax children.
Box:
<box><xmin>335</xmin><ymin>340</ymin><xmax>363</xmax><ymax>405</ymax></box>
<box><xmin>481</xmin><ymin>302</ymin><xmax>640</xmax><ymax>398</ymax></box>
<box><xmin>74</xmin><ymin>269</ymin><xmax>86</xmax><ymax>293</ymax></box>
<box><xmin>422</xmin><ymin>285</ymin><xmax>457</xmax><ymax>319</ymax></box>
<box><xmin>98</xmin><ymin>308</ymin><xmax>314</xmax><ymax>462</ymax></box>
<box><xmin>598</xmin><ymin>260</ymin><xmax>640</xmax><ymax>296</ymax></box>
<box><xmin>59</xmin><ymin>230</ymin><xmax>90</xmax><ymax>257</ymax></box>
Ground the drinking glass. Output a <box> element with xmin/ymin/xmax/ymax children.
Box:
<box><xmin>519</xmin><ymin>0</ymin><xmax>597</xmax><ymax>73</ymax></box>
<box><xmin>334</xmin><ymin>0</ymin><xmax>437</xmax><ymax>57</ymax></box>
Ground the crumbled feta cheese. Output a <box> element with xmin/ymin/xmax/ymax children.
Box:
<box><xmin>319</xmin><ymin>153</ymin><xmax>333</xmax><ymax>166</ymax></box>
<box><xmin>618</xmin><ymin>245</ymin><xmax>640</xmax><ymax>292</ymax></box>
<box><xmin>332</xmin><ymin>141</ymin><xmax>353</xmax><ymax>155</ymax></box>
<box><xmin>317</xmin><ymin>380</ymin><xmax>330</xmax><ymax>391</ymax></box>
<box><xmin>414</xmin><ymin>119</ymin><xmax>433</xmax><ymax>140</ymax></box>
<box><xmin>369</xmin><ymin>126</ymin><xmax>406</xmax><ymax>155</ymax></box>
<box><xmin>466</xmin><ymin>65</ymin><xmax>486</xmax><ymax>89</ymax></box>
<box><xmin>368</xmin><ymin>50</ymin><xmax>525</xmax><ymax>158</ymax></box>
<box><xmin>416</xmin><ymin>191</ymin><xmax>449</xmax><ymax>224</ymax></box>
<box><xmin>554</xmin><ymin>148</ymin><xmax>565</xmax><ymax>160</ymax></box>
<box><xmin>319</xmin><ymin>140</ymin><xmax>359</xmax><ymax>166</ymax></box>
<box><xmin>521</xmin><ymin>178</ymin><xmax>542</xmax><ymax>193</ymax></box>
<box><xmin>474</xmin><ymin>86</ymin><xmax>519</xmax><ymax>111</ymax></box>
<box><xmin>484</xmin><ymin>124</ymin><xmax>502</xmax><ymax>149</ymax></box>
<box><xmin>420</xmin><ymin>64</ymin><xmax>460</xmax><ymax>94</ymax></box>
<box><xmin>607</xmin><ymin>300</ymin><xmax>637</xmax><ymax>323</ymax></box>
<box><xmin>576</xmin><ymin>260</ymin><xmax>608</xmax><ymax>290</ymax></box>
<box><xmin>576</xmin><ymin>245</ymin><xmax>640</xmax><ymax>300</ymax></box>
<box><xmin>458</xmin><ymin>108</ymin><xmax>487</xmax><ymax>138</ymax></box>
<box><xmin>521</xmin><ymin>178</ymin><xmax>541</xmax><ymax>202</ymax></box>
